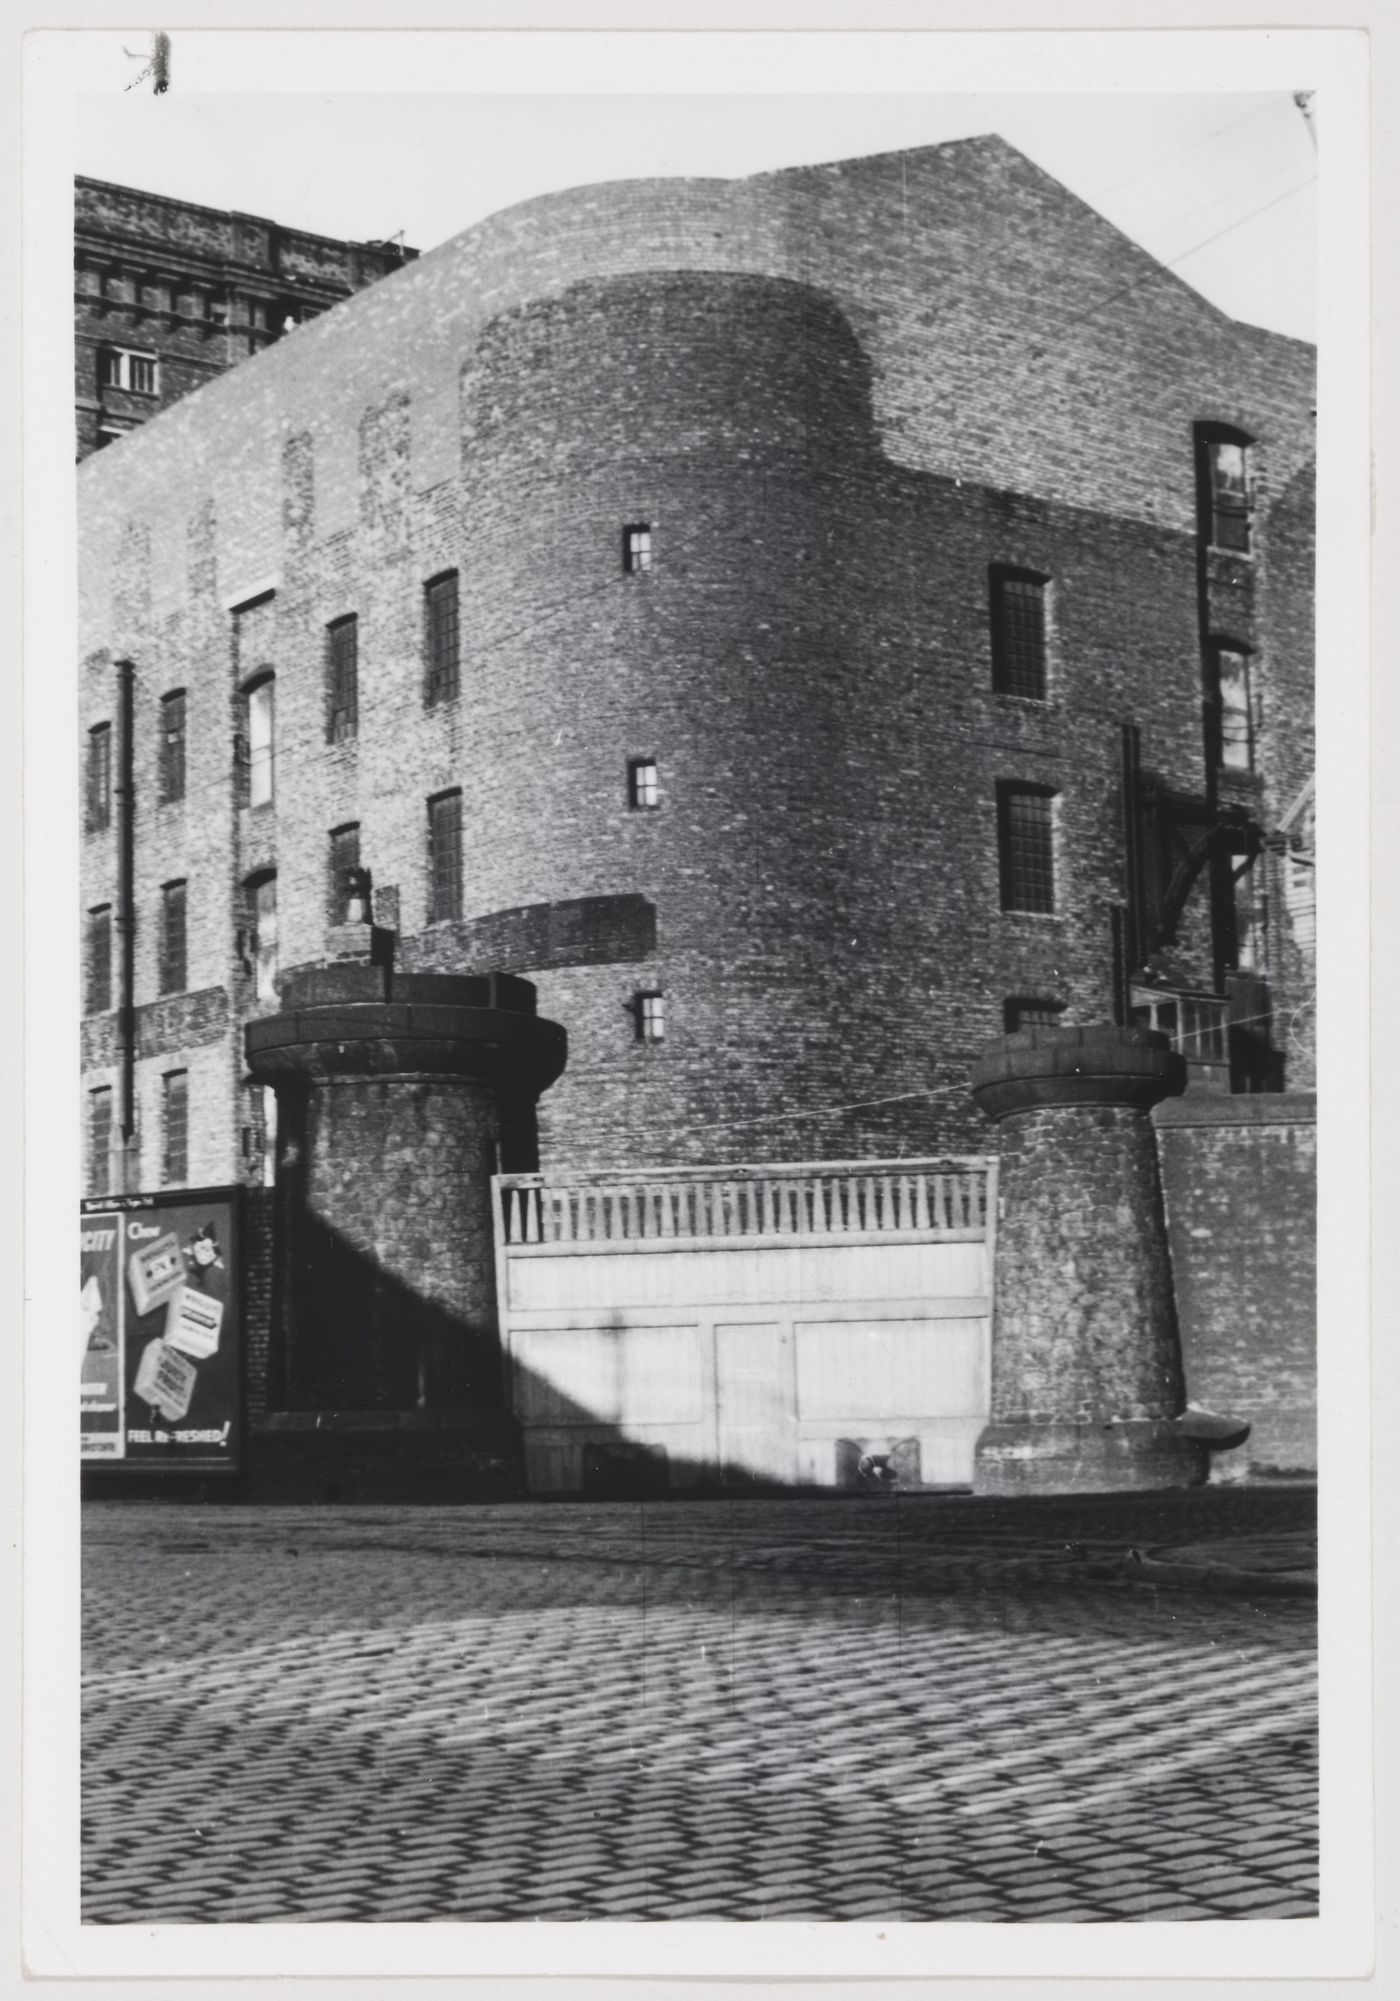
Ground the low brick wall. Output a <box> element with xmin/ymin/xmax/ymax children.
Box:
<box><xmin>1153</xmin><ymin>1095</ymin><xmax>1316</xmax><ymax>1478</ymax></box>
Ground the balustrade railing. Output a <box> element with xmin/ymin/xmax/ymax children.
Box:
<box><xmin>495</xmin><ymin>1160</ymin><xmax>991</xmax><ymax>1249</ymax></box>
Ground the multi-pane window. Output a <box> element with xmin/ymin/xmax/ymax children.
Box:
<box><xmin>88</xmin><ymin>1087</ymin><xmax>113</xmax><ymax>1196</ymax></box>
<box><xmin>326</xmin><ymin>616</ymin><xmax>359</xmax><ymax>743</ymax></box>
<box><xmin>100</xmin><ymin>347</ymin><xmax>159</xmax><ymax>395</ymax></box>
<box><xmin>997</xmin><ymin>784</ymin><xmax>1056</xmax><ymax>914</ymax></box>
<box><xmin>1004</xmin><ymin>997</ymin><xmax>1063</xmax><ymax>1032</ymax></box>
<box><xmin>161</xmin><ymin>1070</ymin><xmax>189</xmax><ymax>1186</ymax></box>
<box><xmin>85</xmin><ymin>905</ymin><xmax>112</xmax><ymax>1015</ymax></box>
<box><xmin>628</xmin><ymin>758</ymin><xmax>660</xmax><ymax>809</ymax></box>
<box><xmin>424</xmin><ymin>572</ymin><xmax>460</xmax><ymax>706</ymax></box>
<box><xmin>1131</xmin><ymin>990</ymin><xmax>1229</xmax><ymax>1064</ymax></box>
<box><xmin>623</xmin><ymin>524</ymin><xmax>653</xmax><ymax>574</ymax></box>
<box><xmin>1208</xmin><ymin>644</ymin><xmax>1254</xmax><ymax>772</ymax></box>
<box><xmin>428</xmin><ymin>790</ymin><xmax>463</xmax><ymax>923</ymax></box>
<box><xmin>159</xmin><ymin>690</ymin><xmax>186</xmax><ymax>804</ymax></box>
<box><xmin>160</xmin><ymin>880</ymin><xmax>188</xmax><ymax>994</ymax></box>
<box><xmin>989</xmin><ymin>568</ymin><xmax>1049</xmax><ymax>700</ymax></box>
<box><xmin>86</xmin><ymin>722</ymin><xmax>112</xmax><ymax>832</ymax></box>
<box><xmin>246</xmin><ymin>676</ymin><xmax>275</xmax><ymax>806</ymax></box>
<box><xmin>328</xmin><ymin>824</ymin><xmax>362</xmax><ymax>926</ymax></box>
<box><xmin>1202</xmin><ymin>433</ymin><xmax>1251</xmax><ymax>553</ymax></box>
<box><xmin>635</xmin><ymin>992</ymin><xmax>667</xmax><ymax>1042</ymax></box>
<box><xmin>247</xmin><ymin>872</ymin><xmax>278</xmax><ymax>1001</ymax></box>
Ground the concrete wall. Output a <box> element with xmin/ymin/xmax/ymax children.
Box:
<box><xmin>1153</xmin><ymin>1095</ymin><xmax>1316</xmax><ymax>1476</ymax></box>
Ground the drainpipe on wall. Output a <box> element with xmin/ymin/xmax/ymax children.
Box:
<box><xmin>114</xmin><ymin>658</ymin><xmax>137</xmax><ymax>1192</ymax></box>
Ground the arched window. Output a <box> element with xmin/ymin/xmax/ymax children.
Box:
<box><xmin>1196</xmin><ymin>424</ymin><xmax>1254</xmax><ymax>554</ymax></box>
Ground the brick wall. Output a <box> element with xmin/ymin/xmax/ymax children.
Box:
<box><xmin>1153</xmin><ymin>1095</ymin><xmax>1316</xmax><ymax>1476</ymax></box>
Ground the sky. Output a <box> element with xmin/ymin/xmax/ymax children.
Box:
<box><xmin>75</xmin><ymin>91</ymin><xmax>1319</xmax><ymax>343</ymax></box>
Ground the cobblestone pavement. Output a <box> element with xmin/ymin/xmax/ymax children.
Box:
<box><xmin>81</xmin><ymin>1487</ymin><xmax>1318</xmax><ymax>1924</ymax></box>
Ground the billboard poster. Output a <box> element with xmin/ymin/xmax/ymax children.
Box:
<box><xmin>80</xmin><ymin>1187</ymin><xmax>242</xmax><ymax>1471</ymax></box>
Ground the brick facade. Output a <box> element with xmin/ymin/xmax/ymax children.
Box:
<box><xmin>78</xmin><ymin>137</ymin><xmax>1315</xmax><ymax>1442</ymax></box>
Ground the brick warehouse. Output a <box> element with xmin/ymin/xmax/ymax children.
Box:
<box><xmin>78</xmin><ymin>137</ymin><xmax>1317</xmax><ymax>1497</ymax></box>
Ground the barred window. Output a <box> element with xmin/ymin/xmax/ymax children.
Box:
<box><xmin>247</xmin><ymin>871</ymin><xmax>278</xmax><ymax>1001</ymax></box>
<box><xmin>85</xmin><ymin>905</ymin><xmax>112</xmax><ymax>1015</ymax></box>
<box><xmin>989</xmin><ymin>568</ymin><xmax>1049</xmax><ymax>700</ymax></box>
<box><xmin>1004</xmin><ymin>996</ymin><xmax>1063</xmax><ymax>1032</ymax></box>
<box><xmin>160</xmin><ymin>880</ymin><xmax>188</xmax><ymax>994</ymax></box>
<box><xmin>159</xmin><ymin>689</ymin><xmax>186</xmax><ymax>804</ymax></box>
<box><xmin>628</xmin><ymin>758</ymin><xmax>660</xmax><ymax>809</ymax></box>
<box><xmin>428</xmin><ymin>790</ymin><xmax>463</xmax><ymax>923</ymax></box>
<box><xmin>997</xmin><ymin>784</ymin><xmax>1056</xmax><ymax>914</ymax></box>
<box><xmin>88</xmin><ymin>1087</ymin><xmax>113</xmax><ymax>1196</ymax></box>
<box><xmin>246</xmin><ymin>675</ymin><xmax>275</xmax><ymax>807</ymax></box>
<box><xmin>636</xmin><ymin>991</ymin><xmax>666</xmax><ymax>1042</ymax></box>
<box><xmin>424</xmin><ymin>572</ymin><xmax>460</xmax><ymax>706</ymax></box>
<box><xmin>328</xmin><ymin>824</ymin><xmax>361</xmax><ymax>926</ymax></box>
<box><xmin>326</xmin><ymin>615</ymin><xmax>359</xmax><ymax>743</ymax></box>
<box><xmin>86</xmin><ymin>722</ymin><xmax>112</xmax><ymax>833</ymax></box>
<box><xmin>162</xmin><ymin>1070</ymin><xmax>189</xmax><ymax>1186</ymax></box>
<box><xmin>1199</xmin><ymin>429</ymin><xmax>1252</xmax><ymax>554</ymax></box>
<box><xmin>623</xmin><ymin>524</ymin><xmax>653</xmax><ymax>574</ymax></box>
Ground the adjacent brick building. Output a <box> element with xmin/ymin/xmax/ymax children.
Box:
<box><xmin>78</xmin><ymin>137</ymin><xmax>1316</xmax><ymax>1477</ymax></box>
<box><xmin>75</xmin><ymin>176</ymin><xmax>416</xmax><ymax>459</ymax></box>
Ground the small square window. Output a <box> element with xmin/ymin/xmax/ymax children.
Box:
<box><xmin>636</xmin><ymin>991</ymin><xmax>666</xmax><ymax>1042</ymax></box>
<box><xmin>628</xmin><ymin>758</ymin><xmax>660</xmax><ymax>809</ymax></box>
<box><xmin>624</xmin><ymin>524</ymin><xmax>653</xmax><ymax>574</ymax></box>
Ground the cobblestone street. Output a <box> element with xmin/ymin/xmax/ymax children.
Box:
<box><xmin>81</xmin><ymin>1487</ymin><xmax>1318</xmax><ymax>1924</ymax></box>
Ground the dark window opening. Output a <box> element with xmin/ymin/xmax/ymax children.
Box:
<box><xmin>86</xmin><ymin>722</ymin><xmax>112</xmax><ymax>833</ymax></box>
<box><xmin>1205</xmin><ymin>642</ymin><xmax>1255</xmax><ymax>773</ymax></box>
<box><xmin>424</xmin><ymin>572</ymin><xmax>460</xmax><ymax>706</ymax></box>
<box><xmin>88</xmin><ymin>1087</ymin><xmax>113</xmax><ymax>1196</ymax></box>
<box><xmin>245</xmin><ymin>674</ymin><xmax>275</xmax><ymax>807</ymax></box>
<box><xmin>326</xmin><ymin>615</ymin><xmax>359</xmax><ymax>743</ymax></box>
<box><xmin>328</xmin><ymin>824</ymin><xmax>362</xmax><ymax>927</ymax></box>
<box><xmin>159</xmin><ymin>880</ymin><xmax>188</xmax><ymax>995</ymax></box>
<box><xmin>85</xmin><ymin>905</ymin><xmax>112</xmax><ymax>1015</ymax></box>
<box><xmin>623</xmin><ymin>524</ymin><xmax>653</xmax><ymax>574</ymax></box>
<box><xmin>159</xmin><ymin>689</ymin><xmax>186</xmax><ymax>804</ymax></box>
<box><xmin>997</xmin><ymin>784</ymin><xmax>1057</xmax><ymax>914</ymax></box>
<box><xmin>1131</xmin><ymin>989</ymin><xmax>1229</xmax><ymax>1064</ymax></box>
<box><xmin>628</xmin><ymin>758</ymin><xmax>660</xmax><ymax>809</ymax></box>
<box><xmin>162</xmin><ymin>1070</ymin><xmax>189</xmax><ymax>1186</ymax></box>
<box><xmin>246</xmin><ymin>871</ymin><xmax>278</xmax><ymax>1001</ymax></box>
<box><xmin>428</xmin><ymin>791</ymin><xmax>463</xmax><ymax>924</ymax></box>
<box><xmin>1004</xmin><ymin>996</ymin><xmax>1064</xmax><ymax>1032</ymax></box>
<box><xmin>989</xmin><ymin>567</ymin><xmax>1049</xmax><ymax>700</ymax></box>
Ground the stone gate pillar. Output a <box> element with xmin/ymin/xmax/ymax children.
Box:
<box><xmin>245</xmin><ymin>953</ymin><xmax>566</xmax><ymax>1498</ymax></box>
<box><xmin>969</xmin><ymin>1024</ymin><xmax>1206</xmax><ymax>1495</ymax></box>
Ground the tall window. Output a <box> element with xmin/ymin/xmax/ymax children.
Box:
<box><xmin>997</xmin><ymin>784</ymin><xmax>1056</xmax><ymax>914</ymax></box>
<box><xmin>86</xmin><ymin>722</ymin><xmax>112</xmax><ymax>832</ymax></box>
<box><xmin>88</xmin><ymin>1087</ymin><xmax>113</xmax><ymax>1196</ymax></box>
<box><xmin>85</xmin><ymin>905</ymin><xmax>112</xmax><ymax>1015</ymax></box>
<box><xmin>247</xmin><ymin>872</ymin><xmax>278</xmax><ymax>1001</ymax></box>
<box><xmin>424</xmin><ymin>572</ymin><xmax>460</xmax><ymax>706</ymax></box>
<box><xmin>428</xmin><ymin>790</ymin><xmax>463</xmax><ymax>923</ymax></box>
<box><xmin>1200</xmin><ymin>430</ymin><xmax>1252</xmax><ymax>553</ymax></box>
<box><xmin>328</xmin><ymin>824</ymin><xmax>362</xmax><ymax>926</ymax></box>
<box><xmin>159</xmin><ymin>690</ymin><xmax>186</xmax><ymax>804</ymax></box>
<box><xmin>628</xmin><ymin>758</ymin><xmax>660</xmax><ymax>809</ymax></box>
<box><xmin>1207</xmin><ymin>643</ymin><xmax>1255</xmax><ymax>772</ymax></box>
<box><xmin>623</xmin><ymin>524</ymin><xmax>653</xmax><ymax>574</ymax></box>
<box><xmin>160</xmin><ymin>880</ymin><xmax>188</xmax><ymax>994</ymax></box>
<box><xmin>635</xmin><ymin>991</ymin><xmax>667</xmax><ymax>1042</ymax></box>
<box><xmin>162</xmin><ymin>1070</ymin><xmax>189</xmax><ymax>1186</ymax></box>
<box><xmin>246</xmin><ymin>676</ymin><xmax>275</xmax><ymax>807</ymax></box>
<box><xmin>326</xmin><ymin>615</ymin><xmax>359</xmax><ymax>743</ymax></box>
<box><xmin>989</xmin><ymin>568</ymin><xmax>1049</xmax><ymax>700</ymax></box>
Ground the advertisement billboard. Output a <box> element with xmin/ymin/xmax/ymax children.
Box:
<box><xmin>80</xmin><ymin>1188</ymin><xmax>242</xmax><ymax>1472</ymax></box>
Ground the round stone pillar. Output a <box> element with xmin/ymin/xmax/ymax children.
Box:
<box><xmin>969</xmin><ymin>1025</ymin><xmax>1205</xmax><ymax>1495</ymax></box>
<box><xmin>245</xmin><ymin>960</ymin><xmax>566</xmax><ymax>1497</ymax></box>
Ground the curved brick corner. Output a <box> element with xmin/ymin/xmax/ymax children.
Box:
<box><xmin>970</xmin><ymin>1025</ymin><xmax>1186</xmax><ymax>1121</ymax></box>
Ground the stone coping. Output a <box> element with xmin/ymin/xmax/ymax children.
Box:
<box><xmin>1153</xmin><ymin>1092</ymin><xmax>1316</xmax><ymax>1129</ymax></box>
